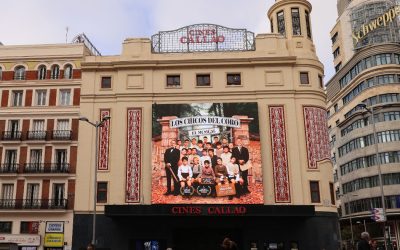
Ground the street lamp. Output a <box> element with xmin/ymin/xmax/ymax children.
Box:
<box><xmin>356</xmin><ymin>103</ymin><xmax>387</xmax><ymax>249</ymax></box>
<box><xmin>79</xmin><ymin>115</ymin><xmax>111</xmax><ymax>248</ymax></box>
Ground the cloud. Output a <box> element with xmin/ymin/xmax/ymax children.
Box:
<box><xmin>0</xmin><ymin>0</ymin><xmax>337</xmax><ymax>79</ymax></box>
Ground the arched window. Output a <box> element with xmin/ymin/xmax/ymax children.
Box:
<box><xmin>51</xmin><ymin>65</ymin><xmax>60</xmax><ymax>79</ymax></box>
<box><xmin>64</xmin><ymin>64</ymin><xmax>73</xmax><ymax>79</ymax></box>
<box><xmin>14</xmin><ymin>66</ymin><xmax>26</xmax><ymax>80</ymax></box>
<box><xmin>38</xmin><ymin>65</ymin><xmax>47</xmax><ymax>80</ymax></box>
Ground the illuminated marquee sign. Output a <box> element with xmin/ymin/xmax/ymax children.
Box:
<box><xmin>169</xmin><ymin>116</ymin><xmax>241</xmax><ymax>128</ymax></box>
<box><xmin>151</xmin><ymin>24</ymin><xmax>255</xmax><ymax>53</ymax></box>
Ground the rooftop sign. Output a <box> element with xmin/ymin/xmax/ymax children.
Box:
<box><xmin>151</xmin><ymin>24</ymin><xmax>255</xmax><ymax>53</ymax></box>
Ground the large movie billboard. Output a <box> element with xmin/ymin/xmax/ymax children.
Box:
<box><xmin>151</xmin><ymin>102</ymin><xmax>263</xmax><ymax>204</ymax></box>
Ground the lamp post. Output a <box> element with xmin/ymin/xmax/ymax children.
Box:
<box><xmin>79</xmin><ymin>115</ymin><xmax>111</xmax><ymax>248</ymax></box>
<box><xmin>356</xmin><ymin>103</ymin><xmax>387</xmax><ymax>249</ymax></box>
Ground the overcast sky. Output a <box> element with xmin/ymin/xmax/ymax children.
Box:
<box><xmin>0</xmin><ymin>0</ymin><xmax>337</xmax><ymax>80</ymax></box>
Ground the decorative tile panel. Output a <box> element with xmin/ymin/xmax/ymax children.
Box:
<box><xmin>98</xmin><ymin>109</ymin><xmax>110</xmax><ymax>170</ymax></box>
<box><xmin>269</xmin><ymin>106</ymin><xmax>291</xmax><ymax>203</ymax></box>
<box><xmin>126</xmin><ymin>108</ymin><xmax>142</xmax><ymax>203</ymax></box>
<box><xmin>303</xmin><ymin>106</ymin><xmax>330</xmax><ymax>169</ymax></box>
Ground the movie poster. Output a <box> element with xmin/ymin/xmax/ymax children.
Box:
<box><xmin>151</xmin><ymin>102</ymin><xmax>263</xmax><ymax>204</ymax></box>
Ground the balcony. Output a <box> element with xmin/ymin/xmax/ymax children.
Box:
<box><xmin>52</xmin><ymin>130</ymin><xmax>72</xmax><ymax>140</ymax></box>
<box><xmin>2</xmin><ymin>131</ymin><xmax>22</xmax><ymax>140</ymax></box>
<box><xmin>23</xmin><ymin>163</ymin><xmax>70</xmax><ymax>174</ymax></box>
<box><xmin>0</xmin><ymin>199</ymin><xmax>68</xmax><ymax>209</ymax></box>
<box><xmin>0</xmin><ymin>163</ymin><xmax>19</xmax><ymax>173</ymax></box>
<box><xmin>27</xmin><ymin>130</ymin><xmax>47</xmax><ymax>140</ymax></box>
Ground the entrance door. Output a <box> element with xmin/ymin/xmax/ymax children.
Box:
<box><xmin>173</xmin><ymin>227</ymin><xmax>241</xmax><ymax>250</ymax></box>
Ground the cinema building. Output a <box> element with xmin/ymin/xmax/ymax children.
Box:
<box><xmin>0</xmin><ymin>36</ymin><xmax>99</xmax><ymax>249</ymax></box>
<box><xmin>327</xmin><ymin>0</ymin><xmax>400</xmax><ymax>247</ymax></box>
<box><xmin>73</xmin><ymin>0</ymin><xmax>338</xmax><ymax>249</ymax></box>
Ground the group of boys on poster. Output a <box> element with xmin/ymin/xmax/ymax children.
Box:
<box><xmin>163</xmin><ymin>136</ymin><xmax>250</xmax><ymax>199</ymax></box>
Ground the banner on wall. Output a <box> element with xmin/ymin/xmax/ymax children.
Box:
<box><xmin>151</xmin><ymin>102</ymin><xmax>263</xmax><ymax>204</ymax></box>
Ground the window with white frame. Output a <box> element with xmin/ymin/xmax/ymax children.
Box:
<box><xmin>1</xmin><ymin>184</ymin><xmax>14</xmax><ymax>200</ymax></box>
<box><xmin>50</xmin><ymin>65</ymin><xmax>60</xmax><ymax>79</ymax></box>
<box><xmin>64</xmin><ymin>64</ymin><xmax>73</xmax><ymax>79</ymax></box>
<box><xmin>30</xmin><ymin>149</ymin><xmax>42</xmax><ymax>166</ymax></box>
<box><xmin>35</xmin><ymin>90</ymin><xmax>47</xmax><ymax>106</ymax></box>
<box><xmin>32</xmin><ymin>120</ymin><xmax>45</xmax><ymax>132</ymax></box>
<box><xmin>26</xmin><ymin>183</ymin><xmax>40</xmax><ymax>207</ymax></box>
<box><xmin>11</xmin><ymin>90</ymin><xmax>23</xmax><ymax>106</ymax></box>
<box><xmin>59</xmin><ymin>89</ymin><xmax>71</xmax><ymax>106</ymax></box>
<box><xmin>55</xmin><ymin>149</ymin><xmax>68</xmax><ymax>171</ymax></box>
<box><xmin>56</xmin><ymin>119</ymin><xmax>69</xmax><ymax>131</ymax></box>
<box><xmin>14</xmin><ymin>66</ymin><xmax>26</xmax><ymax>80</ymax></box>
<box><xmin>37</xmin><ymin>65</ymin><xmax>47</xmax><ymax>80</ymax></box>
<box><xmin>52</xmin><ymin>183</ymin><xmax>65</xmax><ymax>206</ymax></box>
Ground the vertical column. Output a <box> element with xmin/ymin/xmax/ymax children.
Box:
<box><xmin>25</xmin><ymin>90</ymin><xmax>33</xmax><ymax>107</ymax></box>
<box><xmin>73</xmin><ymin>88</ymin><xmax>80</xmax><ymax>106</ymax></box>
<box><xmin>69</xmin><ymin>146</ymin><xmax>77</xmax><ymax>174</ymax></box>
<box><xmin>269</xmin><ymin>106</ymin><xmax>291</xmax><ymax>203</ymax></box>
<box><xmin>49</xmin><ymin>89</ymin><xmax>57</xmax><ymax>106</ymax></box>
<box><xmin>19</xmin><ymin>146</ymin><xmax>27</xmax><ymax>173</ymax></box>
<box><xmin>126</xmin><ymin>108</ymin><xmax>142</xmax><ymax>203</ymax></box>
<box><xmin>42</xmin><ymin>180</ymin><xmax>50</xmax><ymax>209</ymax></box>
<box><xmin>46</xmin><ymin>119</ymin><xmax>54</xmax><ymax>140</ymax></box>
<box><xmin>98</xmin><ymin>109</ymin><xmax>110</xmax><ymax>170</ymax></box>
<box><xmin>67</xmin><ymin>180</ymin><xmax>75</xmax><ymax>209</ymax></box>
<box><xmin>1</xmin><ymin>90</ymin><xmax>9</xmax><ymax>107</ymax></box>
<box><xmin>44</xmin><ymin>146</ymin><xmax>52</xmax><ymax>172</ymax></box>
<box><xmin>16</xmin><ymin>180</ymin><xmax>25</xmax><ymax>208</ymax></box>
<box><xmin>22</xmin><ymin>120</ymin><xmax>30</xmax><ymax>140</ymax></box>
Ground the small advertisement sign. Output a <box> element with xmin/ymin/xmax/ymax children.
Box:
<box><xmin>45</xmin><ymin>221</ymin><xmax>64</xmax><ymax>233</ymax></box>
<box><xmin>44</xmin><ymin>233</ymin><xmax>64</xmax><ymax>247</ymax></box>
<box><xmin>0</xmin><ymin>234</ymin><xmax>41</xmax><ymax>246</ymax></box>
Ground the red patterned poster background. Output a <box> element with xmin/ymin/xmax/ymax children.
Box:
<box><xmin>98</xmin><ymin>109</ymin><xmax>110</xmax><ymax>170</ymax></box>
<box><xmin>303</xmin><ymin>106</ymin><xmax>330</xmax><ymax>169</ymax></box>
<box><xmin>269</xmin><ymin>106</ymin><xmax>291</xmax><ymax>203</ymax></box>
<box><xmin>126</xmin><ymin>108</ymin><xmax>142</xmax><ymax>203</ymax></box>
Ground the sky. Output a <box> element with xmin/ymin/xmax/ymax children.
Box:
<box><xmin>0</xmin><ymin>0</ymin><xmax>337</xmax><ymax>80</ymax></box>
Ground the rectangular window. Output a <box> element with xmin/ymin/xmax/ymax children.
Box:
<box><xmin>291</xmin><ymin>8</ymin><xmax>301</xmax><ymax>35</ymax></box>
<box><xmin>196</xmin><ymin>74</ymin><xmax>211</xmax><ymax>86</ymax></box>
<box><xmin>11</xmin><ymin>90</ymin><xmax>23</xmax><ymax>106</ymax></box>
<box><xmin>20</xmin><ymin>221</ymin><xmax>39</xmax><ymax>234</ymax></box>
<box><xmin>101</xmin><ymin>76</ymin><xmax>112</xmax><ymax>89</ymax></box>
<box><xmin>300</xmin><ymin>72</ymin><xmax>309</xmax><ymax>84</ymax></box>
<box><xmin>4</xmin><ymin>150</ymin><xmax>17</xmax><ymax>167</ymax></box>
<box><xmin>59</xmin><ymin>89</ymin><xmax>71</xmax><ymax>106</ymax></box>
<box><xmin>318</xmin><ymin>75</ymin><xmax>323</xmax><ymax>88</ymax></box>
<box><xmin>56</xmin><ymin>119</ymin><xmax>69</xmax><ymax>131</ymax></box>
<box><xmin>277</xmin><ymin>11</ymin><xmax>286</xmax><ymax>35</ymax></box>
<box><xmin>97</xmin><ymin>182</ymin><xmax>108</xmax><ymax>203</ymax></box>
<box><xmin>329</xmin><ymin>183</ymin><xmax>335</xmax><ymax>205</ymax></box>
<box><xmin>1</xmin><ymin>184</ymin><xmax>14</xmax><ymax>200</ymax></box>
<box><xmin>227</xmin><ymin>73</ymin><xmax>241</xmax><ymax>86</ymax></box>
<box><xmin>166</xmin><ymin>75</ymin><xmax>180</xmax><ymax>87</ymax></box>
<box><xmin>334</xmin><ymin>104</ymin><xmax>338</xmax><ymax>112</ymax></box>
<box><xmin>333</xmin><ymin>47</ymin><xmax>340</xmax><ymax>59</ymax></box>
<box><xmin>0</xmin><ymin>222</ymin><xmax>12</xmax><ymax>233</ymax></box>
<box><xmin>310</xmin><ymin>181</ymin><xmax>320</xmax><ymax>203</ymax></box>
<box><xmin>305</xmin><ymin>10</ymin><xmax>312</xmax><ymax>38</ymax></box>
<box><xmin>32</xmin><ymin>120</ymin><xmax>45</xmax><ymax>132</ymax></box>
<box><xmin>35</xmin><ymin>90</ymin><xmax>47</xmax><ymax>106</ymax></box>
<box><xmin>26</xmin><ymin>184</ymin><xmax>40</xmax><ymax>208</ymax></box>
<box><xmin>331</xmin><ymin>32</ymin><xmax>338</xmax><ymax>44</ymax></box>
<box><xmin>55</xmin><ymin>149</ymin><xmax>68</xmax><ymax>168</ymax></box>
<box><xmin>30</xmin><ymin>149</ymin><xmax>42</xmax><ymax>165</ymax></box>
<box><xmin>52</xmin><ymin>183</ymin><xmax>65</xmax><ymax>207</ymax></box>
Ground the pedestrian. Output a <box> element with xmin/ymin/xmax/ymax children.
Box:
<box><xmin>357</xmin><ymin>232</ymin><xmax>371</xmax><ymax>250</ymax></box>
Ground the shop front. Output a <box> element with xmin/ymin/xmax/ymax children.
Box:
<box><xmin>72</xmin><ymin>205</ymin><xmax>339</xmax><ymax>250</ymax></box>
<box><xmin>0</xmin><ymin>235</ymin><xmax>40</xmax><ymax>250</ymax></box>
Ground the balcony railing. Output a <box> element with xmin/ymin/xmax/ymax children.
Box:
<box><xmin>27</xmin><ymin>131</ymin><xmax>47</xmax><ymax>140</ymax></box>
<box><xmin>2</xmin><ymin>131</ymin><xmax>22</xmax><ymax>140</ymax></box>
<box><xmin>0</xmin><ymin>163</ymin><xmax>19</xmax><ymax>173</ymax></box>
<box><xmin>52</xmin><ymin>130</ymin><xmax>72</xmax><ymax>140</ymax></box>
<box><xmin>0</xmin><ymin>199</ymin><xmax>68</xmax><ymax>209</ymax></box>
<box><xmin>23</xmin><ymin>163</ymin><xmax>70</xmax><ymax>173</ymax></box>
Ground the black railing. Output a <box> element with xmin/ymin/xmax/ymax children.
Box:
<box><xmin>2</xmin><ymin>131</ymin><xmax>22</xmax><ymax>140</ymax></box>
<box><xmin>0</xmin><ymin>199</ymin><xmax>68</xmax><ymax>209</ymax></box>
<box><xmin>0</xmin><ymin>163</ymin><xmax>19</xmax><ymax>173</ymax></box>
<box><xmin>27</xmin><ymin>131</ymin><xmax>47</xmax><ymax>140</ymax></box>
<box><xmin>52</xmin><ymin>130</ymin><xmax>72</xmax><ymax>140</ymax></box>
<box><xmin>23</xmin><ymin>163</ymin><xmax>70</xmax><ymax>173</ymax></box>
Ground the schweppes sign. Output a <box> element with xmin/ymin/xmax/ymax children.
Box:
<box><xmin>352</xmin><ymin>5</ymin><xmax>400</xmax><ymax>44</ymax></box>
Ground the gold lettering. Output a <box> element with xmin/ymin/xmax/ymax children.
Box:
<box><xmin>352</xmin><ymin>31</ymin><xmax>361</xmax><ymax>43</ymax></box>
<box><xmin>377</xmin><ymin>16</ymin><xmax>383</xmax><ymax>26</ymax></box>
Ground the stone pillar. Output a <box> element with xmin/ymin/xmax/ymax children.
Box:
<box><xmin>232</xmin><ymin>116</ymin><xmax>253</xmax><ymax>147</ymax></box>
